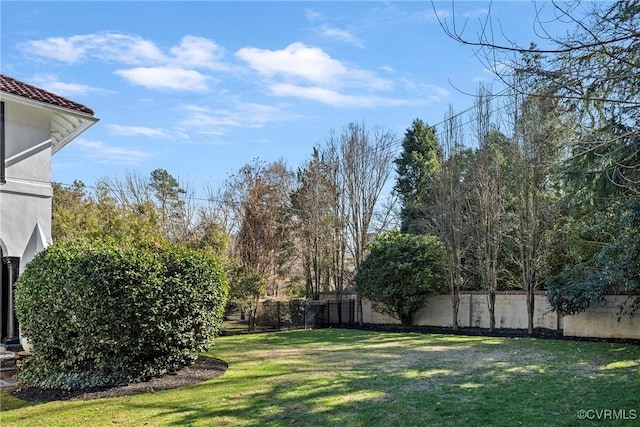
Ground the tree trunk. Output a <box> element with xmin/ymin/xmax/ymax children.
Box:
<box><xmin>527</xmin><ymin>281</ymin><xmax>535</xmax><ymax>334</ymax></box>
<box><xmin>451</xmin><ymin>243</ymin><xmax>462</xmax><ymax>331</ymax></box>
<box><xmin>451</xmin><ymin>291</ymin><xmax>460</xmax><ymax>331</ymax></box>
<box><xmin>304</xmin><ymin>252</ymin><xmax>313</xmax><ymax>299</ymax></box>
<box><xmin>488</xmin><ymin>290</ymin><xmax>496</xmax><ymax>332</ymax></box>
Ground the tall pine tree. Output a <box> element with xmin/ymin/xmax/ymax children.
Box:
<box><xmin>394</xmin><ymin>119</ymin><xmax>441</xmax><ymax>234</ymax></box>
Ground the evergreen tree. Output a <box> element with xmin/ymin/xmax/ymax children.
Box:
<box><xmin>149</xmin><ymin>169</ymin><xmax>186</xmax><ymax>221</ymax></box>
<box><xmin>148</xmin><ymin>168</ymin><xmax>187</xmax><ymax>240</ymax></box>
<box><xmin>394</xmin><ymin>119</ymin><xmax>441</xmax><ymax>234</ymax></box>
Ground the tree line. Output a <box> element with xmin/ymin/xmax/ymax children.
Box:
<box><xmin>52</xmin><ymin>121</ymin><xmax>397</xmax><ymax>328</ymax></box>
<box><xmin>52</xmin><ymin>1</ymin><xmax>639</xmax><ymax>332</ymax></box>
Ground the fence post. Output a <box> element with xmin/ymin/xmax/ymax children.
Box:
<box><xmin>325</xmin><ymin>302</ymin><xmax>329</xmax><ymax>327</ymax></box>
<box><xmin>350</xmin><ymin>299</ymin><xmax>355</xmax><ymax>324</ymax></box>
<box><xmin>277</xmin><ymin>301</ymin><xmax>281</xmax><ymax>330</ymax></box>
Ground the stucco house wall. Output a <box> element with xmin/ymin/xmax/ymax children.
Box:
<box><xmin>0</xmin><ymin>74</ymin><xmax>97</xmax><ymax>346</ymax></box>
<box><xmin>1</xmin><ymin>101</ymin><xmax>53</xmax><ymax>266</ymax></box>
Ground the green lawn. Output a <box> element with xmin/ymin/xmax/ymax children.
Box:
<box><xmin>1</xmin><ymin>329</ymin><xmax>639</xmax><ymax>426</ymax></box>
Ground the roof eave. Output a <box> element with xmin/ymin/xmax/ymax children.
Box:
<box><xmin>52</xmin><ymin>115</ymin><xmax>98</xmax><ymax>154</ymax></box>
<box><xmin>0</xmin><ymin>91</ymin><xmax>95</xmax><ymax>119</ymax></box>
<box><xmin>0</xmin><ymin>91</ymin><xmax>99</xmax><ymax>154</ymax></box>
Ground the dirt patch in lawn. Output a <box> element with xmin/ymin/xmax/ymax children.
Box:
<box><xmin>12</xmin><ymin>356</ymin><xmax>227</xmax><ymax>402</ymax></box>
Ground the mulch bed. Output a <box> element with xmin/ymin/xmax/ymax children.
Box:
<box><xmin>12</xmin><ymin>356</ymin><xmax>228</xmax><ymax>402</ymax></box>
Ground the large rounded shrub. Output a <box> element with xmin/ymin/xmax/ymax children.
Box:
<box><xmin>15</xmin><ymin>239</ymin><xmax>228</xmax><ymax>390</ymax></box>
<box><xmin>355</xmin><ymin>231</ymin><xmax>447</xmax><ymax>325</ymax></box>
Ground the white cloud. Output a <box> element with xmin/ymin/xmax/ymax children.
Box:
<box><xmin>270</xmin><ymin>83</ymin><xmax>412</xmax><ymax>108</ymax></box>
<box><xmin>239</xmin><ymin>102</ymin><xmax>305</xmax><ymax>127</ymax></box>
<box><xmin>169</xmin><ymin>36</ymin><xmax>227</xmax><ymax>70</ymax></box>
<box><xmin>180</xmin><ymin>102</ymin><xmax>305</xmax><ymax>136</ymax></box>
<box><xmin>463</xmin><ymin>8</ymin><xmax>489</xmax><ymax>19</ymax></box>
<box><xmin>90</xmin><ymin>33</ymin><xmax>165</xmax><ymax>65</ymax></box>
<box><xmin>399</xmin><ymin>79</ymin><xmax>450</xmax><ymax>102</ymax></box>
<box><xmin>422</xmin><ymin>84</ymin><xmax>450</xmax><ymax>102</ymax></box>
<box><xmin>114</xmin><ymin>67</ymin><xmax>209</xmax><ymax>92</ymax></box>
<box><xmin>24</xmin><ymin>37</ymin><xmax>86</xmax><ymax>63</ymax></box>
<box><xmin>20</xmin><ymin>33</ymin><xmax>228</xmax><ymax>91</ymax></box>
<box><xmin>412</xmin><ymin>8</ymin><xmax>449</xmax><ymax>22</ymax></box>
<box><xmin>305</xmin><ymin>9</ymin><xmax>323</xmax><ymax>23</ymax></box>
<box><xmin>20</xmin><ymin>33</ymin><xmax>165</xmax><ymax>65</ymax></box>
<box><xmin>106</xmin><ymin>124</ymin><xmax>170</xmax><ymax>138</ymax></box>
<box><xmin>319</xmin><ymin>25</ymin><xmax>364</xmax><ymax>48</ymax></box>
<box><xmin>236</xmin><ymin>42</ymin><xmax>347</xmax><ymax>85</ymax></box>
<box><xmin>180</xmin><ymin>105</ymin><xmax>241</xmax><ymax>135</ymax></box>
<box><xmin>76</xmin><ymin>139</ymin><xmax>154</xmax><ymax>165</ymax></box>
<box><xmin>32</xmin><ymin>75</ymin><xmax>111</xmax><ymax>96</ymax></box>
<box><xmin>271</xmin><ymin>84</ymin><xmax>355</xmax><ymax>106</ymax></box>
<box><xmin>235</xmin><ymin>42</ymin><xmax>392</xmax><ymax>91</ymax></box>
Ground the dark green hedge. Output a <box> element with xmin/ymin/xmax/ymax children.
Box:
<box><xmin>15</xmin><ymin>239</ymin><xmax>228</xmax><ymax>390</ymax></box>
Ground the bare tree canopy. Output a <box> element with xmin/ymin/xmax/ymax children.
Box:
<box><xmin>437</xmin><ymin>0</ymin><xmax>640</xmax><ymax>196</ymax></box>
<box><xmin>222</xmin><ymin>159</ymin><xmax>294</xmax><ymax>291</ymax></box>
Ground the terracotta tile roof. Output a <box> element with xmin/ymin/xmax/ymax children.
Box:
<box><xmin>0</xmin><ymin>74</ymin><xmax>94</xmax><ymax>116</ymax></box>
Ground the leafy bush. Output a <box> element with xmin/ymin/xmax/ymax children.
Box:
<box><xmin>355</xmin><ymin>231</ymin><xmax>447</xmax><ymax>325</ymax></box>
<box><xmin>546</xmin><ymin>200</ymin><xmax>640</xmax><ymax>317</ymax></box>
<box><xmin>15</xmin><ymin>239</ymin><xmax>227</xmax><ymax>390</ymax></box>
<box><xmin>224</xmin><ymin>262</ymin><xmax>266</xmax><ymax>324</ymax></box>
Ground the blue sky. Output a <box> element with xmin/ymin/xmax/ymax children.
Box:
<box><xmin>2</xmin><ymin>1</ymin><xmax>560</xmax><ymax>194</ymax></box>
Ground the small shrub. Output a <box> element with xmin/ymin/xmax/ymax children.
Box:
<box><xmin>15</xmin><ymin>239</ymin><xmax>228</xmax><ymax>390</ymax></box>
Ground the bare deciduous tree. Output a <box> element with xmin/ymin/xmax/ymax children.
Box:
<box><xmin>432</xmin><ymin>106</ymin><xmax>472</xmax><ymax>331</ymax></box>
<box><xmin>507</xmin><ymin>83</ymin><xmax>565</xmax><ymax>334</ymax></box>
<box><xmin>469</xmin><ymin>84</ymin><xmax>507</xmax><ymax>331</ymax></box>
<box><xmin>338</xmin><ymin>122</ymin><xmax>397</xmax><ymax>269</ymax></box>
<box><xmin>322</xmin><ymin>137</ymin><xmax>350</xmax><ymax>305</ymax></box>
<box><xmin>292</xmin><ymin>148</ymin><xmax>339</xmax><ymax>300</ymax></box>
<box><xmin>302</xmin><ymin>122</ymin><xmax>397</xmax><ymax>322</ymax></box>
<box><xmin>436</xmin><ymin>0</ymin><xmax>640</xmax><ymax>196</ymax></box>
<box><xmin>96</xmin><ymin>169</ymin><xmax>199</xmax><ymax>244</ymax></box>
<box><xmin>222</xmin><ymin>159</ymin><xmax>294</xmax><ymax>297</ymax></box>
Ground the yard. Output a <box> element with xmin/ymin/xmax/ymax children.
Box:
<box><xmin>1</xmin><ymin>328</ymin><xmax>639</xmax><ymax>426</ymax></box>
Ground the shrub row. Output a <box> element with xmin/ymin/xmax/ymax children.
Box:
<box><xmin>15</xmin><ymin>239</ymin><xmax>227</xmax><ymax>390</ymax></box>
